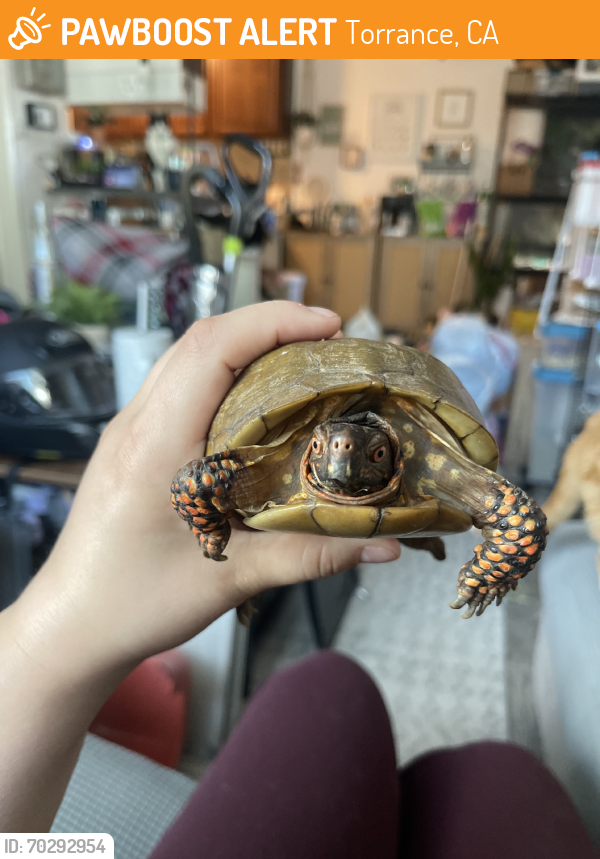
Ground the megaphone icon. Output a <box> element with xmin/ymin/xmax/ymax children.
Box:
<box><xmin>9</xmin><ymin>15</ymin><xmax>43</xmax><ymax>49</ymax></box>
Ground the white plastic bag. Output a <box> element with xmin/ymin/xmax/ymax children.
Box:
<box><xmin>344</xmin><ymin>308</ymin><xmax>383</xmax><ymax>341</ymax></box>
<box><xmin>430</xmin><ymin>314</ymin><xmax>519</xmax><ymax>417</ymax></box>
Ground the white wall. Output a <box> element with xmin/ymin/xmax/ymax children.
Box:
<box><xmin>0</xmin><ymin>60</ymin><xmax>29</xmax><ymax>300</ymax></box>
<box><xmin>0</xmin><ymin>59</ymin><xmax>68</xmax><ymax>303</ymax></box>
<box><xmin>293</xmin><ymin>59</ymin><xmax>512</xmax><ymax>203</ymax></box>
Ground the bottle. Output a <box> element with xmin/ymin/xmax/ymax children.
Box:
<box><xmin>32</xmin><ymin>200</ymin><xmax>54</xmax><ymax>305</ymax></box>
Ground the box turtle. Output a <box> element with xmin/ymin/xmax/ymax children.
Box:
<box><xmin>171</xmin><ymin>339</ymin><xmax>547</xmax><ymax>619</ymax></box>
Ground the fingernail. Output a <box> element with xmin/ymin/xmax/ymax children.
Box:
<box><xmin>307</xmin><ymin>306</ymin><xmax>340</xmax><ymax>317</ymax></box>
<box><xmin>360</xmin><ymin>546</ymin><xmax>398</xmax><ymax>564</ymax></box>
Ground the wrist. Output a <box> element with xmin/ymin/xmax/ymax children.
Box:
<box><xmin>1</xmin><ymin>566</ymin><xmax>136</xmax><ymax>711</ymax></box>
<box><xmin>0</xmin><ymin>590</ymin><xmax>134</xmax><ymax>834</ymax></box>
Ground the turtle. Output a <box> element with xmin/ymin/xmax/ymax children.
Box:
<box><xmin>171</xmin><ymin>338</ymin><xmax>547</xmax><ymax>619</ymax></box>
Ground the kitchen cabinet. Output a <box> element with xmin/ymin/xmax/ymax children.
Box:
<box><xmin>285</xmin><ymin>233</ymin><xmax>472</xmax><ymax>330</ymax></box>
<box><xmin>427</xmin><ymin>239</ymin><xmax>473</xmax><ymax>314</ymax></box>
<box><xmin>71</xmin><ymin>108</ymin><xmax>206</xmax><ymax>142</ymax></box>
<box><xmin>376</xmin><ymin>238</ymin><xmax>425</xmax><ymax>335</ymax></box>
<box><xmin>206</xmin><ymin>60</ymin><xmax>290</xmax><ymax>137</ymax></box>
<box><xmin>70</xmin><ymin>59</ymin><xmax>290</xmax><ymax>141</ymax></box>
<box><xmin>375</xmin><ymin>237</ymin><xmax>473</xmax><ymax>336</ymax></box>
<box><xmin>284</xmin><ymin>233</ymin><xmax>375</xmax><ymax>322</ymax></box>
<box><xmin>66</xmin><ymin>59</ymin><xmax>191</xmax><ymax>106</ymax></box>
<box><xmin>285</xmin><ymin>234</ymin><xmax>328</xmax><ymax>308</ymax></box>
<box><xmin>330</xmin><ymin>237</ymin><xmax>375</xmax><ymax>321</ymax></box>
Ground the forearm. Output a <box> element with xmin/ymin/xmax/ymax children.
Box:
<box><xmin>0</xmin><ymin>592</ymin><xmax>131</xmax><ymax>832</ymax></box>
<box><xmin>0</xmin><ymin>304</ymin><xmax>398</xmax><ymax>830</ymax></box>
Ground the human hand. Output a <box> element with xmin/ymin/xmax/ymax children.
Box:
<box><xmin>11</xmin><ymin>302</ymin><xmax>400</xmax><ymax>682</ymax></box>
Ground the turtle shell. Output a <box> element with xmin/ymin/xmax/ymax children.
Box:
<box><xmin>207</xmin><ymin>338</ymin><xmax>498</xmax><ymax>470</ymax></box>
<box><xmin>205</xmin><ymin>339</ymin><xmax>498</xmax><ymax>541</ymax></box>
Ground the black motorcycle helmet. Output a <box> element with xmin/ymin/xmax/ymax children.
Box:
<box><xmin>0</xmin><ymin>318</ymin><xmax>115</xmax><ymax>459</ymax></box>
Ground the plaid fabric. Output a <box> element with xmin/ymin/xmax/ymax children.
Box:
<box><xmin>53</xmin><ymin>218</ymin><xmax>189</xmax><ymax>302</ymax></box>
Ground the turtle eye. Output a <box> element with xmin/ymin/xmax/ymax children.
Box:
<box><xmin>372</xmin><ymin>445</ymin><xmax>388</xmax><ymax>462</ymax></box>
<box><xmin>312</xmin><ymin>439</ymin><xmax>322</xmax><ymax>454</ymax></box>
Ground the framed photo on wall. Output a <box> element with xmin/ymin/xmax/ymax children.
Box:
<box><xmin>371</xmin><ymin>93</ymin><xmax>422</xmax><ymax>163</ymax></box>
<box><xmin>435</xmin><ymin>89</ymin><xmax>475</xmax><ymax>129</ymax></box>
<box><xmin>318</xmin><ymin>105</ymin><xmax>345</xmax><ymax>145</ymax></box>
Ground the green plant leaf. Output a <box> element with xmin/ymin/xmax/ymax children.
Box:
<box><xmin>49</xmin><ymin>281</ymin><xmax>121</xmax><ymax>326</ymax></box>
<box><xmin>468</xmin><ymin>242</ymin><xmax>516</xmax><ymax>311</ymax></box>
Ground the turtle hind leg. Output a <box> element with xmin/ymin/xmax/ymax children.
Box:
<box><xmin>450</xmin><ymin>481</ymin><xmax>547</xmax><ymax>619</ymax></box>
<box><xmin>171</xmin><ymin>453</ymin><xmax>241</xmax><ymax>561</ymax></box>
<box><xmin>399</xmin><ymin>536</ymin><xmax>446</xmax><ymax>561</ymax></box>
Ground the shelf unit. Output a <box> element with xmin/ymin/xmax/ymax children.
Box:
<box><xmin>505</xmin><ymin>94</ymin><xmax>600</xmax><ymax>113</ymax></box>
<box><xmin>71</xmin><ymin>60</ymin><xmax>292</xmax><ymax>142</ymax></box>
<box><xmin>494</xmin><ymin>194</ymin><xmax>569</xmax><ymax>205</ymax></box>
<box><xmin>487</xmin><ymin>85</ymin><xmax>600</xmax><ymax>281</ymax></box>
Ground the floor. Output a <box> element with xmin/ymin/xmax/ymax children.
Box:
<box><xmin>248</xmin><ymin>528</ymin><xmax>542</xmax><ymax>764</ymax></box>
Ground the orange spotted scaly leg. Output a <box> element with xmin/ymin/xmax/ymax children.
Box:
<box><xmin>450</xmin><ymin>481</ymin><xmax>548</xmax><ymax>619</ymax></box>
<box><xmin>171</xmin><ymin>453</ymin><xmax>242</xmax><ymax>560</ymax></box>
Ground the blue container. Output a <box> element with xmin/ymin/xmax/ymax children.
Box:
<box><xmin>584</xmin><ymin>320</ymin><xmax>600</xmax><ymax>396</ymax></box>
<box><xmin>528</xmin><ymin>364</ymin><xmax>583</xmax><ymax>484</ymax></box>
<box><xmin>540</xmin><ymin>322</ymin><xmax>591</xmax><ymax>375</ymax></box>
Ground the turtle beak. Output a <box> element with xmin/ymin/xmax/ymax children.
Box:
<box><xmin>326</xmin><ymin>428</ymin><xmax>360</xmax><ymax>483</ymax></box>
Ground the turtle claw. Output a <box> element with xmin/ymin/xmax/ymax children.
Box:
<box><xmin>449</xmin><ymin>593</ymin><xmax>486</xmax><ymax>618</ymax></box>
<box><xmin>453</xmin><ymin>577</ymin><xmax>511</xmax><ymax>618</ymax></box>
<box><xmin>450</xmin><ymin>569</ymin><xmax>498</xmax><ymax>619</ymax></box>
<box><xmin>449</xmin><ymin>596</ymin><xmax>468</xmax><ymax>610</ymax></box>
<box><xmin>203</xmin><ymin>549</ymin><xmax>228</xmax><ymax>561</ymax></box>
<box><xmin>477</xmin><ymin>591</ymin><xmax>496</xmax><ymax>616</ymax></box>
<box><xmin>461</xmin><ymin>602</ymin><xmax>478</xmax><ymax>620</ymax></box>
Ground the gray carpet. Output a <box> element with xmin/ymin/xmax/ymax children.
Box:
<box><xmin>249</xmin><ymin>529</ymin><xmax>509</xmax><ymax>766</ymax></box>
<box><xmin>335</xmin><ymin>530</ymin><xmax>508</xmax><ymax>764</ymax></box>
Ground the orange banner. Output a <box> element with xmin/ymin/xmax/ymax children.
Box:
<box><xmin>2</xmin><ymin>0</ymin><xmax>599</xmax><ymax>58</ymax></box>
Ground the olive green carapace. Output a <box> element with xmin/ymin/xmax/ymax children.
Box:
<box><xmin>171</xmin><ymin>339</ymin><xmax>547</xmax><ymax>619</ymax></box>
<box><xmin>207</xmin><ymin>339</ymin><xmax>499</xmax><ymax>468</ymax></box>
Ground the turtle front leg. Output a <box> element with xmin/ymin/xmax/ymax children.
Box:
<box><xmin>171</xmin><ymin>453</ymin><xmax>241</xmax><ymax>560</ymax></box>
<box><xmin>451</xmin><ymin>481</ymin><xmax>547</xmax><ymax>619</ymax></box>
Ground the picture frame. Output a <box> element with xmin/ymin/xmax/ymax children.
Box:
<box><xmin>371</xmin><ymin>93</ymin><xmax>422</xmax><ymax>164</ymax></box>
<box><xmin>318</xmin><ymin>105</ymin><xmax>344</xmax><ymax>146</ymax></box>
<box><xmin>435</xmin><ymin>89</ymin><xmax>475</xmax><ymax>130</ymax></box>
<box><xmin>575</xmin><ymin>60</ymin><xmax>600</xmax><ymax>82</ymax></box>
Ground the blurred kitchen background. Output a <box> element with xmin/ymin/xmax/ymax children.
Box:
<box><xmin>1</xmin><ymin>57</ymin><xmax>600</xmax><ymax>851</ymax></box>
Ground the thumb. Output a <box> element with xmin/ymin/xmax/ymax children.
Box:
<box><xmin>228</xmin><ymin>531</ymin><xmax>401</xmax><ymax>599</ymax></box>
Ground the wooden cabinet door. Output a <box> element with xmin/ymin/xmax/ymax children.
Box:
<box><xmin>376</xmin><ymin>239</ymin><xmax>425</xmax><ymax>335</ymax></box>
<box><xmin>168</xmin><ymin>113</ymin><xmax>208</xmax><ymax>138</ymax></box>
<box><xmin>329</xmin><ymin>237</ymin><xmax>375</xmax><ymax>322</ymax></box>
<box><xmin>285</xmin><ymin>234</ymin><xmax>328</xmax><ymax>308</ymax></box>
<box><xmin>206</xmin><ymin>60</ymin><xmax>287</xmax><ymax>137</ymax></box>
<box><xmin>426</xmin><ymin>239</ymin><xmax>473</xmax><ymax>316</ymax></box>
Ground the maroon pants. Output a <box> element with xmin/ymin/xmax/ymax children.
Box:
<box><xmin>150</xmin><ymin>651</ymin><xmax>598</xmax><ymax>859</ymax></box>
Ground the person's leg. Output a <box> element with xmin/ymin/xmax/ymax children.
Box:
<box><xmin>398</xmin><ymin>741</ymin><xmax>599</xmax><ymax>859</ymax></box>
<box><xmin>150</xmin><ymin>650</ymin><xmax>399</xmax><ymax>859</ymax></box>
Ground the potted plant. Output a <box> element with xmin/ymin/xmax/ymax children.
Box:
<box><xmin>49</xmin><ymin>280</ymin><xmax>121</xmax><ymax>353</ymax></box>
<box><xmin>87</xmin><ymin>107</ymin><xmax>110</xmax><ymax>147</ymax></box>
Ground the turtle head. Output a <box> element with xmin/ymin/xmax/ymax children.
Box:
<box><xmin>306</xmin><ymin>412</ymin><xmax>399</xmax><ymax>498</ymax></box>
